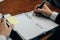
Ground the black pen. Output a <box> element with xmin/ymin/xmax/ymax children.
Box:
<box><xmin>1</xmin><ymin>15</ymin><xmax>4</xmax><ymax>22</ymax></box>
<box><xmin>2</xmin><ymin>15</ymin><xmax>10</xmax><ymax>27</ymax></box>
<box><xmin>37</xmin><ymin>0</ymin><xmax>47</xmax><ymax>8</ymax></box>
<box><xmin>37</xmin><ymin>1</ymin><xmax>46</xmax><ymax>9</ymax></box>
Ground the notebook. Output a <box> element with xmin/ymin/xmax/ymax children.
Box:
<box><xmin>4</xmin><ymin>11</ymin><xmax>59</xmax><ymax>40</ymax></box>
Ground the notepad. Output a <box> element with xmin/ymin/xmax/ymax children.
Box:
<box><xmin>13</xmin><ymin>11</ymin><xmax>58</xmax><ymax>40</ymax></box>
<box><xmin>7</xmin><ymin>16</ymin><xmax>19</xmax><ymax>25</ymax></box>
<box><xmin>4</xmin><ymin>11</ymin><xmax>59</xmax><ymax>40</ymax></box>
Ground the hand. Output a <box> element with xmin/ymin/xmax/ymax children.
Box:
<box><xmin>0</xmin><ymin>18</ymin><xmax>14</xmax><ymax>37</ymax></box>
<box><xmin>34</xmin><ymin>4</ymin><xmax>53</xmax><ymax>17</ymax></box>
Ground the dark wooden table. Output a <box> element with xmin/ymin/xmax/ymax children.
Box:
<box><xmin>0</xmin><ymin>0</ymin><xmax>42</xmax><ymax>15</ymax></box>
<box><xmin>0</xmin><ymin>0</ymin><xmax>60</xmax><ymax>40</ymax></box>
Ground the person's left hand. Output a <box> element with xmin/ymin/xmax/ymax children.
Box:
<box><xmin>0</xmin><ymin>18</ymin><xmax>14</xmax><ymax>37</ymax></box>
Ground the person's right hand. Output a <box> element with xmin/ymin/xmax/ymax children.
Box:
<box><xmin>0</xmin><ymin>18</ymin><xmax>14</xmax><ymax>37</ymax></box>
<box><xmin>34</xmin><ymin>4</ymin><xmax>53</xmax><ymax>17</ymax></box>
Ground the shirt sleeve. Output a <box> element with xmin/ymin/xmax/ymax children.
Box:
<box><xmin>0</xmin><ymin>35</ymin><xmax>12</xmax><ymax>40</ymax></box>
<box><xmin>50</xmin><ymin>11</ymin><xmax>59</xmax><ymax>21</ymax></box>
<box><xmin>0</xmin><ymin>35</ymin><xmax>6</xmax><ymax>40</ymax></box>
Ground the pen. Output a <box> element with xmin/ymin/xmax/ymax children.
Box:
<box><xmin>2</xmin><ymin>15</ymin><xmax>10</xmax><ymax>27</ymax></box>
<box><xmin>37</xmin><ymin>1</ymin><xmax>46</xmax><ymax>9</ymax></box>
<box><xmin>37</xmin><ymin>0</ymin><xmax>47</xmax><ymax>9</ymax></box>
<box><xmin>34</xmin><ymin>1</ymin><xmax>46</xmax><ymax>17</ymax></box>
<box><xmin>1</xmin><ymin>15</ymin><xmax>4</xmax><ymax>22</ymax></box>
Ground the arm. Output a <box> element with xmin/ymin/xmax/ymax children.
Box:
<box><xmin>34</xmin><ymin>4</ymin><xmax>60</xmax><ymax>25</ymax></box>
<box><xmin>0</xmin><ymin>18</ymin><xmax>14</xmax><ymax>40</ymax></box>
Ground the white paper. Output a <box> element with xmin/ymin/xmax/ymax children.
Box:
<box><xmin>13</xmin><ymin>11</ymin><xmax>58</xmax><ymax>40</ymax></box>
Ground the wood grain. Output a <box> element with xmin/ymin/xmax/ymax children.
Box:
<box><xmin>0</xmin><ymin>0</ymin><xmax>42</xmax><ymax>15</ymax></box>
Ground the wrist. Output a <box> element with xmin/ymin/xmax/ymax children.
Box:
<box><xmin>47</xmin><ymin>10</ymin><xmax>53</xmax><ymax>17</ymax></box>
<box><xmin>42</xmin><ymin>10</ymin><xmax>53</xmax><ymax>17</ymax></box>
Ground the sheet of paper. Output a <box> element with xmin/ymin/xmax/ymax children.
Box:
<box><xmin>14</xmin><ymin>13</ymin><xmax>45</xmax><ymax>40</ymax></box>
<box><xmin>13</xmin><ymin>11</ymin><xmax>58</xmax><ymax>40</ymax></box>
<box><xmin>7</xmin><ymin>16</ymin><xmax>19</xmax><ymax>25</ymax></box>
<box><xmin>25</xmin><ymin>11</ymin><xmax>58</xmax><ymax>32</ymax></box>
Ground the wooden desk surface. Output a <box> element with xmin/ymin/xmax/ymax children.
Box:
<box><xmin>0</xmin><ymin>0</ymin><xmax>60</xmax><ymax>40</ymax></box>
<box><xmin>0</xmin><ymin>0</ymin><xmax>43</xmax><ymax>15</ymax></box>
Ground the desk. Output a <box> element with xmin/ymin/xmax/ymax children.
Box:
<box><xmin>0</xmin><ymin>0</ymin><xmax>60</xmax><ymax>40</ymax></box>
<box><xmin>0</xmin><ymin>0</ymin><xmax>42</xmax><ymax>15</ymax></box>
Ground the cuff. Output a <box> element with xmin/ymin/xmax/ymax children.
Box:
<box><xmin>0</xmin><ymin>35</ymin><xmax>6</xmax><ymax>40</ymax></box>
<box><xmin>50</xmin><ymin>11</ymin><xmax>59</xmax><ymax>21</ymax></box>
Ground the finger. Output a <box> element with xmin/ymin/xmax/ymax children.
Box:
<box><xmin>43</xmin><ymin>4</ymin><xmax>48</xmax><ymax>8</ymax></box>
<box><xmin>1</xmin><ymin>18</ymin><xmax>8</xmax><ymax>28</ymax></box>
<box><xmin>9</xmin><ymin>24</ymin><xmax>14</xmax><ymax>31</ymax></box>
<box><xmin>34</xmin><ymin>8</ymin><xmax>43</xmax><ymax>13</ymax></box>
<box><xmin>34</xmin><ymin>4</ymin><xmax>41</xmax><ymax>10</ymax></box>
<box><xmin>34</xmin><ymin>6</ymin><xmax>37</xmax><ymax>12</ymax></box>
<box><xmin>34</xmin><ymin>8</ymin><xmax>41</xmax><ymax>13</ymax></box>
<box><xmin>2</xmin><ymin>18</ymin><xmax>6</xmax><ymax>25</ymax></box>
<box><xmin>37</xmin><ymin>8</ymin><xmax>43</xmax><ymax>12</ymax></box>
<box><xmin>0</xmin><ymin>18</ymin><xmax>1</xmax><ymax>23</ymax></box>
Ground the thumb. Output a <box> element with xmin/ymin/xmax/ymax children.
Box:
<box><xmin>37</xmin><ymin>8</ymin><xmax>43</xmax><ymax>12</ymax></box>
<box><xmin>9</xmin><ymin>24</ymin><xmax>14</xmax><ymax>31</ymax></box>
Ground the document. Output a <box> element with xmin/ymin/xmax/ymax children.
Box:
<box><xmin>4</xmin><ymin>11</ymin><xmax>59</xmax><ymax>40</ymax></box>
<box><xmin>13</xmin><ymin>11</ymin><xmax>58</xmax><ymax>40</ymax></box>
